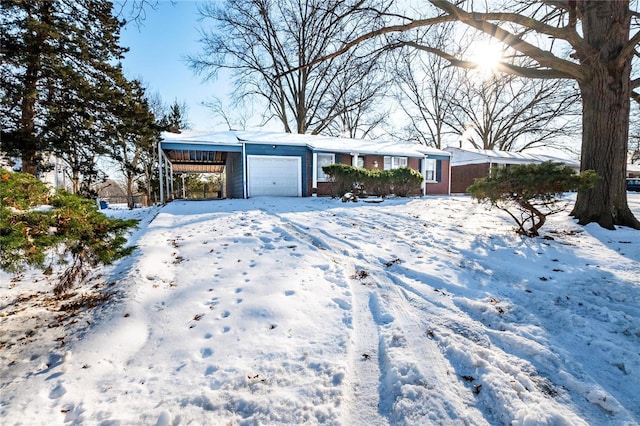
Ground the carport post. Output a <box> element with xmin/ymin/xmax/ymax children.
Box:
<box><xmin>169</xmin><ymin>162</ymin><xmax>175</xmax><ymax>200</ymax></box>
<box><xmin>242</xmin><ymin>142</ymin><xmax>248</xmax><ymax>199</ymax></box>
<box><xmin>158</xmin><ymin>141</ymin><xmax>164</xmax><ymax>203</ymax></box>
<box><xmin>165</xmin><ymin>153</ymin><xmax>171</xmax><ymax>201</ymax></box>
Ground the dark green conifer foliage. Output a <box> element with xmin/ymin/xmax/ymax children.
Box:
<box><xmin>0</xmin><ymin>171</ymin><xmax>138</xmax><ymax>295</ymax></box>
<box><xmin>106</xmin><ymin>79</ymin><xmax>161</xmax><ymax>209</ymax></box>
<box><xmin>467</xmin><ymin>162</ymin><xmax>598</xmax><ymax>237</ymax></box>
<box><xmin>0</xmin><ymin>0</ymin><xmax>127</xmax><ymax>178</ymax></box>
<box><xmin>160</xmin><ymin>100</ymin><xmax>190</xmax><ymax>133</ymax></box>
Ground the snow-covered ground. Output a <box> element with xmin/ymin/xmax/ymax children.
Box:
<box><xmin>1</xmin><ymin>194</ymin><xmax>639</xmax><ymax>425</ymax></box>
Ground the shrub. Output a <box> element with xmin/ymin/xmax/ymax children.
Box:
<box><xmin>0</xmin><ymin>172</ymin><xmax>138</xmax><ymax>295</ymax></box>
<box><xmin>322</xmin><ymin>164</ymin><xmax>424</xmax><ymax>198</ymax></box>
<box><xmin>467</xmin><ymin>162</ymin><xmax>598</xmax><ymax>237</ymax></box>
<box><xmin>358</xmin><ymin>169</ymin><xmax>388</xmax><ymax>197</ymax></box>
<box><xmin>322</xmin><ymin>164</ymin><xmax>366</xmax><ymax>197</ymax></box>
<box><xmin>388</xmin><ymin>167</ymin><xmax>424</xmax><ymax>197</ymax></box>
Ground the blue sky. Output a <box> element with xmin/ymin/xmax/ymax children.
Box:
<box><xmin>119</xmin><ymin>1</ymin><xmax>226</xmax><ymax>131</ymax></box>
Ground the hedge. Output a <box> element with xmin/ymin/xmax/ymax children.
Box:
<box><xmin>322</xmin><ymin>164</ymin><xmax>423</xmax><ymax>198</ymax></box>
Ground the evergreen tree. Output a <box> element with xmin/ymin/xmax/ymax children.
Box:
<box><xmin>468</xmin><ymin>162</ymin><xmax>598</xmax><ymax>237</ymax></box>
<box><xmin>0</xmin><ymin>171</ymin><xmax>138</xmax><ymax>295</ymax></box>
<box><xmin>0</xmin><ymin>0</ymin><xmax>127</xmax><ymax>177</ymax></box>
<box><xmin>160</xmin><ymin>100</ymin><xmax>190</xmax><ymax>133</ymax></box>
<box><xmin>106</xmin><ymin>79</ymin><xmax>160</xmax><ymax>209</ymax></box>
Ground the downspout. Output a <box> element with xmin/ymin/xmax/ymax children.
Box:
<box><xmin>242</xmin><ymin>141</ymin><xmax>248</xmax><ymax>199</ymax></box>
<box><xmin>158</xmin><ymin>140</ymin><xmax>164</xmax><ymax>204</ymax></box>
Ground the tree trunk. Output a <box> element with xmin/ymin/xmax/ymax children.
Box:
<box><xmin>570</xmin><ymin>1</ymin><xmax>640</xmax><ymax>230</ymax></box>
<box><xmin>71</xmin><ymin>169</ymin><xmax>80</xmax><ymax>194</ymax></box>
<box><xmin>126</xmin><ymin>174</ymin><xmax>135</xmax><ymax>209</ymax></box>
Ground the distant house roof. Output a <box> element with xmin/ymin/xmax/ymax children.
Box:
<box><xmin>161</xmin><ymin>130</ymin><xmax>450</xmax><ymax>159</ymax></box>
<box><xmin>444</xmin><ymin>146</ymin><xmax>580</xmax><ymax>168</ymax></box>
<box><xmin>628</xmin><ymin>163</ymin><xmax>640</xmax><ymax>174</ymax></box>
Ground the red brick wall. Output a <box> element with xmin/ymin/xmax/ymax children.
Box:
<box><xmin>426</xmin><ymin>159</ymin><xmax>450</xmax><ymax>195</ymax></box>
<box><xmin>407</xmin><ymin>157</ymin><xmax>420</xmax><ymax>170</ymax></box>
<box><xmin>363</xmin><ymin>155</ymin><xmax>384</xmax><ymax>170</ymax></box>
<box><xmin>309</xmin><ymin>155</ymin><xmax>451</xmax><ymax>196</ymax></box>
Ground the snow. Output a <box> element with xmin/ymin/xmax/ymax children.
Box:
<box><xmin>1</xmin><ymin>194</ymin><xmax>640</xmax><ymax>425</ymax></box>
<box><xmin>161</xmin><ymin>130</ymin><xmax>450</xmax><ymax>158</ymax></box>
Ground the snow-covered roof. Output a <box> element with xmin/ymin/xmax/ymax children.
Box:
<box><xmin>444</xmin><ymin>146</ymin><xmax>579</xmax><ymax>168</ymax></box>
<box><xmin>161</xmin><ymin>130</ymin><xmax>240</xmax><ymax>145</ymax></box>
<box><xmin>628</xmin><ymin>163</ymin><xmax>640</xmax><ymax>174</ymax></box>
<box><xmin>161</xmin><ymin>130</ymin><xmax>450</xmax><ymax>158</ymax></box>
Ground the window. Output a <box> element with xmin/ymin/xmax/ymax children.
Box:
<box><xmin>384</xmin><ymin>156</ymin><xmax>408</xmax><ymax>170</ymax></box>
<box><xmin>357</xmin><ymin>157</ymin><xmax>364</xmax><ymax>168</ymax></box>
<box><xmin>425</xmin><ymin>159</ymin><xmax>437</xmax><ymax>182</ymax></box>
<box><xmin>317</xmin><ymin>153</ymin><xmax>335</xmax><ymax>182</ymax></box>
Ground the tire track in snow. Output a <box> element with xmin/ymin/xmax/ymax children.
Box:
<box><xmin>269</xmin><ymin>211</ymin><xmax>387</xmax><ymax>425</ymax></box>
<box><xmin>274</xmin><ymin>207</ymin><xmax>478</xmax><ymax>424</ymax></box>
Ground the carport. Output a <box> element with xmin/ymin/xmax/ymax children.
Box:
<box><xmin>158</xmin><ymin>130</ymin><xmax>309</xmax><ymax>203</ymax></box>
<box><xmin>158</xmin><ymin>133</ymin><xmax>244</xmax><ymax>203</ymax></box>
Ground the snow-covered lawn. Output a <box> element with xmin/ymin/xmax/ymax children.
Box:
<box><xmin>1</xmin><ymin>194</ymin><xmax>639</xmax><ymax>425</ymax></box>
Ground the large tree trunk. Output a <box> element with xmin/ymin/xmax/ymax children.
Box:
<box><xmin>570</xmin><ymin>0</ymin><xmax>640</xmax><ymax>230</ymax></box>
<box><xmin>19</xmin><ymin>1</ymin><xmax>51</xmax><ymax>176</ymax></box>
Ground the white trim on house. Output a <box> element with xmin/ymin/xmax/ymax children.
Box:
<box><xmin>316</xmin><ymin>153</ymin><xmax>335</xmax><ymax>182</ymax></box>
<box><xmin>424</xmin><ymin>158</ymin><xmax>437</xmax><ymax>182</ymax></box>
<box><xmin>312</xmin><ymin>152</ymin><xmax>318</xmax><ymax>191</ymax></box>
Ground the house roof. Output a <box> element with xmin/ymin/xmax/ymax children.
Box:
<box><xmin>444</xmin><ymin>146</ymin><xmax>580</xmax><ymax>168</ymax></box>
<box><xmin>628</xmin><ymin>163</ymin><xmax>640</xmax><ymax>174</ymax></box>
<box><xmin>161</xmin><ymin>130</ymin><xmax>450</xmax><ymax>159</ymax></box>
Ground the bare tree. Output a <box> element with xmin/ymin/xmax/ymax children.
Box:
<box><xmin>189</xmin><ymin>0</ymin><xmax>388</xmax><ymax>135</ymax></box>
<box><xmin>204</xmin><ymin>97</ymin><xmax>250</xmax><ymax>131</ymax></box>
<box><xmin>389</xmin><ymin>25</ymin><xmax>462</xmax><ymax>148</ymax></box>
<box><xmin>323</xmin><ymin>59</ymin><xmax>390</xmax><ymax>139</ymax></box>
<box><xmin>293</xmin><ymin>0</ymin><xmax>640</xmax><ymax>229</ymax></box>
<box><xmin>447</xmin><ymin>69</ymin><xmax>581</xmax><ymax>152</ymax></box>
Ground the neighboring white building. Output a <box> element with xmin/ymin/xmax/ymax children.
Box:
<box><xmin>444</xmin><ymin>147</ymin><xmax>580</xmax><ymax>193</ymax></box>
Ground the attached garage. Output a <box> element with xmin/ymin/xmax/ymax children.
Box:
<box><xmin>247</xmin><ymin>155</ymin><xmax>302</xmax><ymax>197</ymax></box>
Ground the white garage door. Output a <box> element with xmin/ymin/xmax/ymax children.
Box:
<box><xmin>247</xmin><ymin>155</ymin><xmax>302</xmax><ymax>197</ymax></box>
